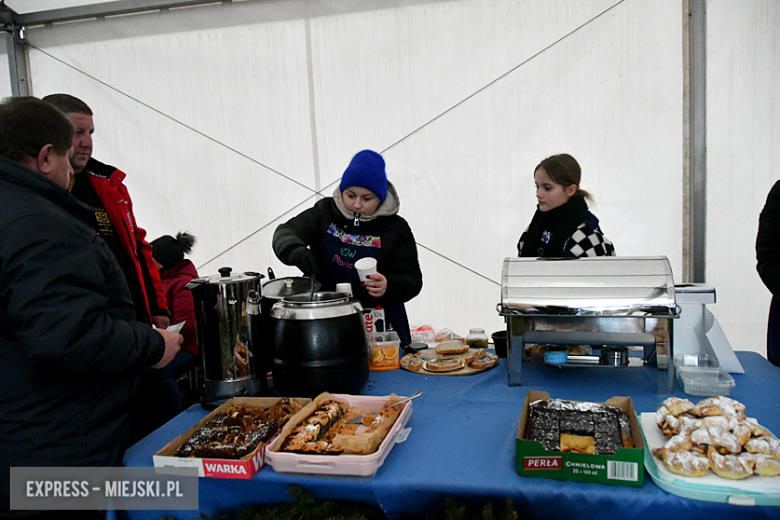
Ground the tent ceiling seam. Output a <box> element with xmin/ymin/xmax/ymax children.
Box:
<box><xmin>305</xmin><ymin>16</ymin><xmax>322</xmax><ymax>200</ymax></box>
<box><xmin>198</xmin><ymin>0</ymin><xmax>627</xmax><ymax>278</ymax></box>
<box><xmin>29</xmin><ymin>42</ymin><xmax>316</xmax><ymax>194</ymax></box>
<box><xmin>379</xmin><ymin>0</ymin><xmax>626</xmax><ymax>154</ymax></box>
<box><xmin>27</xmin><ymin>0</ymin><xmax>626</xmax><ymax>285</ymax></box>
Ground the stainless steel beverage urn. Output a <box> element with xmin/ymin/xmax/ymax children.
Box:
<box><xmin>186</xmin><ymin>267</ymin><xmax>265</xmax><ymax>407</ymax></box>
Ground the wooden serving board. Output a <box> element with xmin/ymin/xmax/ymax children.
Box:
<box><xmin>401</xmin><ymin>348</ymin><xmax>497</xmax><ymax>376</ymax></box>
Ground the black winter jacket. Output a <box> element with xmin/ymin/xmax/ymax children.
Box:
<box><xmin>517</xmin><ymin>194</ymin><xmax>615</xmax><ymax>258</ymax></box>
<box><xmin>756</xmin><ymin>180</ymin><xmax>780</xmax><ymax>366</ymax></box>
<box><xmin>0</xmin><ymin>155</ymin><xmax>165</xmax><ymax>512</ymax></box>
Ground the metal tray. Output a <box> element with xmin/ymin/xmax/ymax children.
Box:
<box><xmin>499</xmin><ymin>256</ymin><xmax>678</xmax><ymax>318</ymax></box>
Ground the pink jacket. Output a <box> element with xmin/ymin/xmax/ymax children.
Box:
<box><xmin>159</xmin><ymin>259</ymin><xmax>200</xmax><ymax>356</ymax></box>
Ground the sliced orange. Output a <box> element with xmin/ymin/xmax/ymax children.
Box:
<box><xmin>382</xmin><ymin>344</ymin><xmax>399</xmax><ymax>359</ymax></box>
<box><xmin>372</xmin><ymin>348</ymin><xmax>384</xmax><ymax>364</ymax></box>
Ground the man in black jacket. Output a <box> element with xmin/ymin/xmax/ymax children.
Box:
<box><xmin>0</xmin><ymin>97</ymin><xmax>182</xmax><ymax>517</ymax></box>
<box><xmin>757</xmin><ymin>180</ymin><xmax>780</xmax><ymax>366</ymax></box>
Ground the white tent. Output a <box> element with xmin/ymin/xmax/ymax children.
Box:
<box><xmin>2</xmin><ymin>0</ymin><xmax>778</xmax><ymax>358</ymax></box>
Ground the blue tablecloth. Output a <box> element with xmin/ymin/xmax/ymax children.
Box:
<box><xmin>117</xmin><ymin>351</ymin><xmax>780</xmax><ymax>520</ymax></box>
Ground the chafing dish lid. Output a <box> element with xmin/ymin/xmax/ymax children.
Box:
<box><xmin>499</xmin><ymin>256</ymin><xmax>677</xmax><ymax>317</ymax></box>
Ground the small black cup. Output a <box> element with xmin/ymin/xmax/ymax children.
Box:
<box><xmin>491</xmin><ymin>330</ymin><xmax>508</xmax><ymax>358</ymax></box>
<box><xmin>600</xmin><ymin>345</ymin><xmax>629</xmax><ymax>366</ymax></box>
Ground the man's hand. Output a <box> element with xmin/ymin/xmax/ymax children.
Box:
<box><xmin>153</xmin><ymin>328</ymin><xmax>183</xmax><ymax>369</ymax></box>
<box><xmin>152</xmin><ymin>315</ymin><xmax>171</xmax><ymax>329</ymax></box>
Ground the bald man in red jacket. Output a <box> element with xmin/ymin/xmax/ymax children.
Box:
<box><xmin>43</xmin><ymin>94</ymin><xmax>170</xmax><ymax>329</ymax></box>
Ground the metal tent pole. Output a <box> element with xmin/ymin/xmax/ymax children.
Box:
<box><xmin>683</xmin><ymin>0</ymin><xmax>707</xmax><ymax>283</ymax></box>
<box><xmin>2</xmin><ymin>6</ymin><xmax>30</xmax><ymax>97</ymax></box>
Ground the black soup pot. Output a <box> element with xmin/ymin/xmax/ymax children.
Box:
<box><xmin>261</xmin><ymin>274</ymin><xmax>321</xmax><ymax>317</ymax></box>
<box><xmin>270</xmin><ymin>291</ymin><xmax>369</xmax><ymax>397</ymax></box>
<box><xmin>261</xmin><ymin>273</ymin><xmax>320</xmax><ymax>386</ymax></box>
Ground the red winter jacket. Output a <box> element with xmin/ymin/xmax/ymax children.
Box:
<box><xmin>159</xmin><ymin>259</ymin><xmax>200</xmax><ymax>356</ymax></box>
<box><xmin>84</xmin><ymin>158</ymin><xmax>168</xmax><ymax>323</ymax></box>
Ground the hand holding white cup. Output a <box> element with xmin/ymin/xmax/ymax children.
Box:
<box><xmin>355</xmin><ymin>257</ymin><xmax>378</xmax><ymax>282</ymax></box>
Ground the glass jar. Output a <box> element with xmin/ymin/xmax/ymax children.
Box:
<box><xmin>466</xmin><ymin>328</ymin><xmax>489</xmax><ymax>349</ymax></box>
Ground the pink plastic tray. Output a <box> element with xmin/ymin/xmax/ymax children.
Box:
<box><xmin>265</xmin><ymin>394</ymin><xmax>413</xmax><ymax>477</ymax></box>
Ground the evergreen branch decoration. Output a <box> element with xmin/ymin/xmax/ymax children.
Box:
<box><xmin>176</xmin><ymin>484</ymin><xmax>522</xmax><ymax>520</ymax></box>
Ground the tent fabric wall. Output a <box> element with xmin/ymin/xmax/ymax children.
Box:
<box><xmin>14</xmin><ymin>0</ymin><xmax>769</xmax><ymax>357</ymax></box>
<box><xmin>24</xmin><ymin>0</ymin><xmax>683</xmax><ymax>345</ymax></box>
<box><xmin>706</xmin><ymin>0</ymin><xmax>780</xmax><ymax>356</ymax></box>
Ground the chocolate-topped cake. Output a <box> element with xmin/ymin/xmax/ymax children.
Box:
<box><xmin>176</xmin><ymin>398</ymin><xmax>302</xmax><ymax>459</ymax></box>
<box><xmin>527</xmin><ymin>399</ymin><xmax>633</xmax><ymax>455</ymax></box>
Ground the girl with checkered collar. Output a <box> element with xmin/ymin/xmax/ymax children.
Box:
<box><xmin>517</xmin><ymin>153</ymin><xmax>615</xmax><ymax>258</ymax></box>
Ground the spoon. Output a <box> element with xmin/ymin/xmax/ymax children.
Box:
<box><xmin>308</xmin><ymin>273</ymin><xmax>316</xmax><ymax>302</ymax></box>
<box><xmin>346</xmin><ymin>390</ymin><xmax>422</xmax><ymax>424</ymax></box>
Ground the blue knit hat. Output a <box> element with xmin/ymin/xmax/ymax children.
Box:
<box><xmin>339</xmin><ymin>150</ymin><xmax>388</xmax><ymax>202</ymax></box>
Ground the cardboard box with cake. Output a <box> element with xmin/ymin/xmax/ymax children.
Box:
<box><xmin>516</xmin><ymin>391</ymin><xmax>645</xmax><ymax>487</ymax></box>
<box><xmin>153</xmin><ymin>396</ymin><xmax>309</xmax><ymax>479</ymax></box>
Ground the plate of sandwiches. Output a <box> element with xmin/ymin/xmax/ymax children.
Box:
<box><xmin>401</xmin><ymin>341</ymin><xmax>499</xmax><ymax>376</ymax></box>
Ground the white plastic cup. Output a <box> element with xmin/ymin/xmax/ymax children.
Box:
<box><xmin>336</xmin><ymin>283</ymin><xmax>353</xmax><ymax>296</ymax></box>
<box><xmin>355</xmin><ymin>257</ymin><xmax>378</xmax><ymax>281</ymax></box>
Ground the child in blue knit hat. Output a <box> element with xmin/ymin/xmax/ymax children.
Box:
<box><xmin>339</xmin><ymin>150</ymin><xmax>388</xmax><ymax>203</ymax></box>
<box><xmin>273</xmin><ymin>150</ymin><xmax>422</xmax><ymax>347</ymax></box>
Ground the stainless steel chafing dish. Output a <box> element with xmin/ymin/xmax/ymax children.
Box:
<box><xmin>497</xmin><ymin>256</ymin><xmax>679</xmax><ymax>393</ymax></box>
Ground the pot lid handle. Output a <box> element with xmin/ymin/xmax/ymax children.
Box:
<box><xmin>185</xmin><ymin>278</ymin><xmax>206</xmax><ymax>291</ymax></box>
<box><xmin>218</xmin><ymin>267</ymin><xmax>232</xmax><ymax>278</ymax></box>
